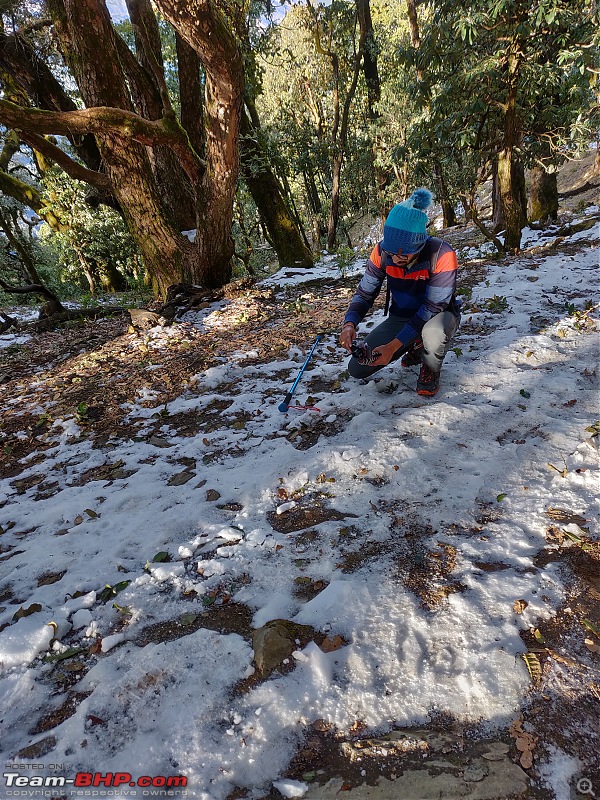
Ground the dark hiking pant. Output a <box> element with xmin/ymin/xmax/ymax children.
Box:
<box><xmin>348</xmin><ymin>311</ymin><xmax>460</xmax><ymax>380</ymax></box>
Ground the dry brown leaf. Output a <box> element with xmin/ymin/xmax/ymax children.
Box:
<box><xmin>513</xmin><ymin>599</ymin><xmax>528</xmax><ymax>614</ymax></box>
<box><xmin>520</xmin><ymin>750</ymin><xmax>533</xmax><ymax>769</ymax></box>
<box><xmin>584</xmin><ymin>638</ymin><xmax>600</xmax><ymax>654</ymax></box>
<box><xmin>547</xmin><ymin>650</ymin><xmax>578</xmax><ymax>667</ymax></box>
<box><xmin>320</xmin><ymin>635</ymin><xmax>345</xmax><ymax>653</ymax></box>
<box><xmin>515</xmin><ymin>736</ymin><xmax>535</xmax><ymax>752</ymax></box>
<box><xmin>545</xmin><ymin>507</ymin><xmax>588</xmax><ymax>526</ymax></box>
<box><xmin>349</xmin><ymin>719</ymin><xmax>368</xmax><ymax>735</ymax></box>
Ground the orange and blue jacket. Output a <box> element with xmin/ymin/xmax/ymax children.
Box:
<box><xmin>343</xmin><ymin>237</ymin><xmax>460</xmax><ymax>346</ymax></box>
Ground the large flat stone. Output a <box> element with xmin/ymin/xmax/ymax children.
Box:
<box><xmin>303</xmin><ymin>758</ymin><xmax>529</xmax><ymax>800</ymax></box>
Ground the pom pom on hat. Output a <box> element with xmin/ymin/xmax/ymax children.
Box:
<box><xmin>381</xmin><ymin>187</ymin><xmax>433</xmax><ymax>255</ymax></box>
<box><xmin>405</xmin><ymin>188</ymin><xmax>433</xmax><ymax>211</ymax></box>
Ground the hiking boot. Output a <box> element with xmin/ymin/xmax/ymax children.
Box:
<box><xmin>416</xmin><ymin>364</ymin><xmax>440</xmax><ymax>396</ymax></box>
<box><xmin>401</xmin><ymin>338</ymin><xmax>424</xmax><ymax>368</ymax></box>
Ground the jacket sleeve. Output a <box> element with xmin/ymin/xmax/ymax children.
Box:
<box><xmin>395</xmin><ymin>245</ymin><xmax>458</xmax><ymax>345</ymax></box>
<box><xmin>343</xmin><ymin>245</ymin><xmax>386</xmax><ymax>327</ymax></box>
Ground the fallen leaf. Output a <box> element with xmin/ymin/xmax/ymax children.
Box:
<box><xmin>584</xmin><ymin>638</ymin><xmax>600</xmax><ymax>654</ymax></box>
<box><xmin>74</xmin><ymin>515</ymin><xmax>84</xmax><ymax>525</ymax></box>
<box><xmin>13</xmin><ymin>603</ymin><xmax>43</xmax><ymax>621</ymax></box>
<box><xmin>546</xmin><ymin>507</ymin><xmax>587</xmax><ymax>526</ymax></box>
<box><xmin>520</xmin><ymin>750</ymin><xmax>533</xmax><ymax>769</ymax></box>
<box><xmin>532</xmin><ymin>628</ymin><xmax>546</xmax><ymax>644</ymax></box>
<box><xmin>582</xmin><ymin>619</ymin><xmax>600</xmax><ymax>639</ymax></box>
<box><xmin>349</xmin><ymin>719</ymin><xmax>367</xmax><ymax>735</ymax></box>
<box><xmin>320</xmin><ymin>635</ymin><xmax>345</xmax><ymax>653</ymax></box>
<box><xmin>522</xmin><ymin>652</ymin><xmax>542</xmax><ymax>682</ymax></box>
<box><xmin>179</xmin><ymin>613</ymin><xmax>199</xmax><ymax>627</ymax></box>
<box><xmin>513</xmin><ymin>599</ymin><xmax>528</xmax><ymax>614</ymax></box>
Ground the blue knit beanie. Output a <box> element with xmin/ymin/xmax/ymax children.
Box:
<box><xmin>381</xmin><ymin>188</ymin><xmax>433</xmax><ymax>255</ymax></box>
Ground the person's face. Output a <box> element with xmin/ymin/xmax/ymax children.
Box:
<box><xmin>381</xmin><ymin>247</ymin><xmax>417</xmax><ymax>266</ymax></box>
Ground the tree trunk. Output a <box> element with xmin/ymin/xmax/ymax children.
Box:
<box><xmin>327</xmin><ymin>151</ymin><xmax>343</xmax><ymax>250</ymax></box>
<box><xmin>356</xmin><ymin>0</ymin><xmax>380</xmax><ymax>117</ymax></box>
<box><xmin>528</xmin><ymin>165</ymin><xmax>558</xmax><ymax>224</ymax></box>
<box><xmin>0</xmin><ymin>27</ymin><xmax>104</xmax><ymax>174</ymax></box>
<box><xmin>434</xmin><ymin>161</ymin><xmax>457</xmax><ymax>227</ymax></box>
<box><xmin>0</xmin><ymin>208</ymin><xmax>46</xmax><ymax>285</ymax></box>
<box><xmin>98</xmin><ymin>260</ymin><xmax>129</xmax><ymax>292</ymax></box>
<box><xmin>497</xmin><ymin>144</ymin><xmax>526</xmax><ymax>249</ymax></box>
<box><xmin>176</xmin><ymin>32</ymin><xmax>205</xmax><ymax>158</ymax></box>
<box><xmin>497</xmin><ymin>41</ymin><xmax>528</xmax><ymax>250</ymax></box>
<box><xmin>156</xmin><ymin>0</ymin><xmax>244</xmax><ymax>289</ymax></box>
<box><xmin>303</xmin><ymin>169</ymin><xmax>325</xmax><ymax>248</ymax></box>
<box><xmin>491</xmin><ymin>158</ymin><xmax>504</xmax><ymax>232</ymax></box>
<box><xmin>406</xmin><ymin>0</ymin><xmax>424</xmax><ymax>80</ymax></box>
<box><xmin>123</xmin><ymin>0</ymin><xmax>196</xmax><ymax>230</ymax></box>
<box><xmin>240</xmin><ymin>101</ymin><xmax>313</xmax><ymax>267</ymax></box>
<box><xmin>0</xmin><ymin>168</ymin><xmax>64</xmax><ymax>230</ymax></box>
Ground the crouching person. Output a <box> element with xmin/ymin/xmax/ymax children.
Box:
<box><xmin>340</xmin><ymin>188</ymin><xmax>461</xmax><ymax>397</ymax></box>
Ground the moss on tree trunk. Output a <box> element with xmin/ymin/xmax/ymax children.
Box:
<box><xmin>240</xmin><ymin>102</ymin><xmax>313</xmax><ymax>268</ymax></box>
<box><xmin>528</xmin><ymin>166</ymin><xmax>558</xmax><ymax>224</ymax></box>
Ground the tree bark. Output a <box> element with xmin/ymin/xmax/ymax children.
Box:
<box><xmin>240</xmin><ymin>102</ymin><xmax>313</xmax><ymax>268</ymax></box>
<box><xmin>528</xmin><ymin>165</ymin><xmax>558</xmax><ymax>224</ymax></box>
<box><xmin>0</xmin><ymin>168</ymin><xmax>64</xmax><ymax>230</ymax></box>
<box><xmin>176</xmin><ymin>32</ymin><xmax>205</xmax><ymax>158</ymax></box>
<box><xmin>122</xmin><ymin>0</ymin><xmax>196</xmax><ymax>229</ymax></box>
<box><xmin>434</xmin><ymin>161</ymin><xmax>457</xmax><ymax>227</ymax></box>
<box><xmin>326</xmin><ymin>45</ymin><xmax>363</xmax><ymax>250</ymax></box>
<box><xmin>0</xmin><ymin>279</ymin><xmax>66</xmax><ymax>315</ymax></box>
<box><xmin>491</xmin><ymin>158</ymin><xmax>504</xmax><ymax>232</ymax></box>
<box><xmin>155</xmin><ymin>0</ymin><xmax>245</xmax><ymax>288</ymax></box>
<box><xmin>356</xmin><ymin>0</ymin><xmax>380</xmax><ymax>116</ymax></box>
<box><xmin>497</xmin><ymin>43</ymin><xmax>527</xmax><ymax>250</ymax></box>
<box><xmin>406</xmin><ymin>0</ymin><xmax>424</xmax><ymax>80</ymax></box>
<box><xmin>0</xmin><ymin>27</ymin><xmax>104</xmax><ymax>173</ymax></box>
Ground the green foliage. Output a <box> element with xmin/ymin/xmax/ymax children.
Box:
<box><xmin>335</xmin><ymin>245</ymin><xmax>356</xmax><ymax>277</ymax></box>
<box><xmin>39</xmin><ymin>170</ymin><xmax>141</xmax><ymax>292</ymax></box>
<box><xmin>482</xmin><ymin>295</ymin><xmax>509</xmax><ymax>313</ymax></box>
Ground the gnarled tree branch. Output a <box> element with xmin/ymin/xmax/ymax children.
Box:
<box><xmin>0</xmin><ymin>99</ymin><xmax>206</xmax><ymax>185</ymax></box>
<box><xmin>19</xmin><ymin>131</ymin><xmax>111</xmax><ymax>190</ymax></box>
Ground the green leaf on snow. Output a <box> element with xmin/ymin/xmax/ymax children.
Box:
<box><xmin>585</xmin><ymin>421</ymin><xmax>600</xmax><ymax>437</ymax></box>
<box><xmin>43</xmin><ymin>647</ymin><xmax>85</xmax><ymax>663</ymax></box>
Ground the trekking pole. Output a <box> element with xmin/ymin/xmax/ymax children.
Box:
<box><xmin>279</xmin><ymin>334</ymin><xmax>322</xmax><ymax>412</ymax></box>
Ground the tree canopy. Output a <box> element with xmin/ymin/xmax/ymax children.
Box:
<box><xmin>0</xmin><ymin>0</ymin><xmax>596</xmax><ymax>300</ymax></box>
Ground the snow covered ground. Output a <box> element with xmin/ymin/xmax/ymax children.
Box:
<box><xmin>0</xmin><ymin>219</ymin><xmax>598</xmax><ymax>799</ymax></box>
